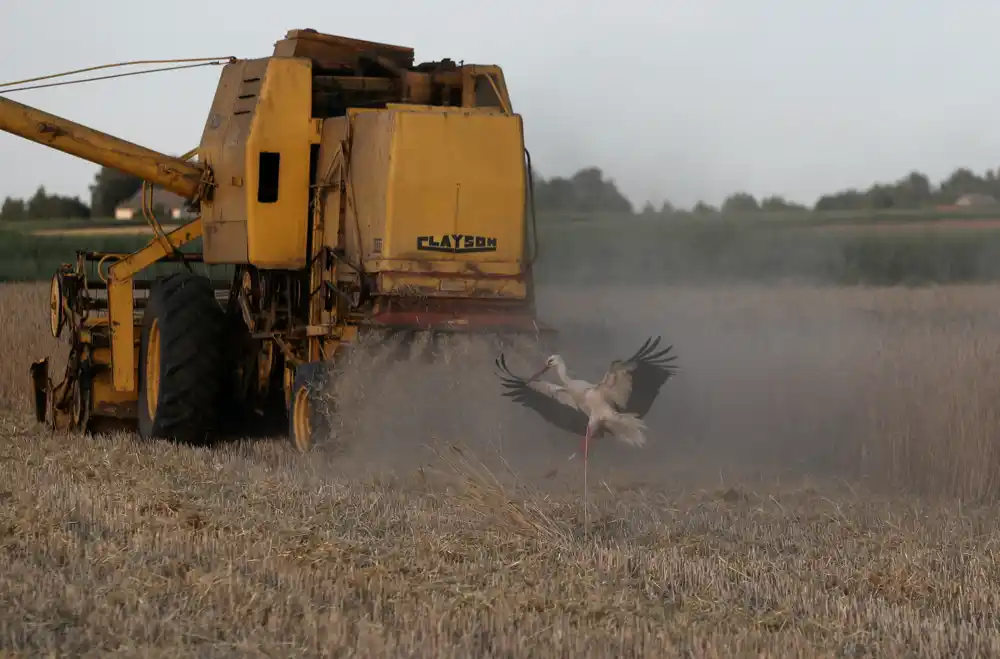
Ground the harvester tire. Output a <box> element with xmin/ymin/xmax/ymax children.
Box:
<box><xmin>288</xmin><ymin>361</ymin><xmax>333</xmax><ymax>453</ymax></box>
<box><xmin>138</xmin><ymin>272</ymin><xmax>225</xmax><ymax>444</ymax></box>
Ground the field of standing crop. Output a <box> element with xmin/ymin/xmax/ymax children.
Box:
<box><xmin>2</xmin><ymin>280</ymin><xmax>1000</xmax><ymax>657</ymax></box>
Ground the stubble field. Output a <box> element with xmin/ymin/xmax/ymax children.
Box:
<box><xmin>2</xmin><ymin>280</ymin><xmax>1000</xmax><ymax>657</ymax></box>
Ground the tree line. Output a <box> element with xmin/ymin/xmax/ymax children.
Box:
<box><xmin>3</xmin><ymin>163</ymin><xmax>1000</xmax><ymax>222</ymax></box>
<box><xmin>526</xmin><ymin>166</ymin><xmax>1000</xmax><ymax>215</ymax></box>
<box><xmin>530</xmin><ymin>166</ymin><xmax>1000</xmax><ymax>215</ymax></box>
<box><xmin>0</xmin><ymin>166</ymin><xmax>149</xmax><ymax>222</ymax></box>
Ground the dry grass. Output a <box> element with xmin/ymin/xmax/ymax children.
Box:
<box><xmin>2</xmin><ymin>281</ymin><xmax>1000</xmax><ymax>656</ymax></box>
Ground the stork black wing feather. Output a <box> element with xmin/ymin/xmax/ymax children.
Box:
<box><xmin>619</xmin><ymin>336</ymin><xmax>678</xmax><ymax>418</ymax></box>
<box><xmin>494</xmin><ymin>353</ymin><xmax>590</xmax><ymax>436</ymax></box>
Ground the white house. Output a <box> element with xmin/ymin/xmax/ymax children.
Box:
<box><xmin>114</xmin><ymin>187</ymin><xmax>193</xmax><ymax>221</ymax></box>
<box><xmin>954</xmin><ymin>193</ymin><xmax>998</xmax><ymax>207</ymax></box>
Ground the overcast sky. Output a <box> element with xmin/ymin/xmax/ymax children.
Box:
<box><xmin>2</xmin><ymin>0</ymin><xmax>1000</xmax><ymax>209</ymax></box>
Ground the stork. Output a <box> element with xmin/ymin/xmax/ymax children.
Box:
<box><xmin>494</xmin><ymin>337</ymin><xmax>678</xmax><ymax>464</ymax></box>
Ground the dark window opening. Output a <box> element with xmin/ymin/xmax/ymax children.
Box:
<box><xmin>258</xmin><ymin>152</ymin><xmax>280</xmax><ymax>203</ymax></box>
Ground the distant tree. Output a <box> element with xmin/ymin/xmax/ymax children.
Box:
<box><xmin>721</xmin><ymin>192</ymin><xmax>760</xmax><ymax>213</ymax></box>
<box><xmin>693</xmin><ymin>200</ymin><xmax>717</xmax><ymax>214</ymax></box>
<box><xmin>534</xmin><ymin>176</ymin><xmax>576</xmax><ymax>213</ymax></box>
<box><xmin>814</xmin><ymin>188</ymin><xmax>865</xmax><ymax>211</ymax></box>
<box><xmin>892</xmin><ymin>171</ymin><xmax>933</xmax><ymax>207</ymax></box>
<box><xmin>26</xmin><ymin>186</ymin><xmax>48</xmax><ymax>219</ymax></box>
<box><xmin>533</xmin><ymin>166</ymin><xmax>634</xmax><ymax>214</ymax></box>
<box><xmin>864</xmin><ymin>184</ymin><xmax>895</xmax><ymax>210</ymax></box>
<box><xmin>0</xmin><ymin>197</ymin><xmax>26</xmax><ymax>221</ymax></box>
<box><xmin>22</xmin><ymin>186</ymin><xmax>89</xmax><ymax>220</ymax></box>
<box><xmin>936</xmin><ymin>167</ymin><xmax>991</xmax><ymax>203</ymax></box>
<box><xmin>60</xmin><ymin>197</ymin><xmax>91</xmax><ymax>219</ymax></box>
<box><xmin>760</xmin><ymin>195</ymin><xmax>806</xmax><ymax>212</ymax></box>
<box><xmin>89</xmin><ymin>166</ymin><xmax>142</xmax><ymax>217</ymax></box>
<box><xmin>570</xmin><ymin>167</ymin><xmax>633</xmax><ymax>213</ymax></box>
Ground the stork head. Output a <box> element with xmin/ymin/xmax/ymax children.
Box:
<box><xmin>528</xmin><ymin>354</ymin><xmax>563</xmax><ymax>382</ymax></box>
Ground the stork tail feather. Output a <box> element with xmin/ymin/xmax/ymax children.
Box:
<box><xmin>604</xmin><ymin>413</ymin><xmax>648</xmax><ymax>447</ymax></box>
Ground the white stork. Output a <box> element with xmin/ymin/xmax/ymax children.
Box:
<box><xmin>494</xmin><ymin>337</ymin><xmax>678</xmax><ymax>464</ymax></box>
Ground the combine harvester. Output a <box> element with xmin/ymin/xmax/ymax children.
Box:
<box><xmin>0</xmin><ymin>29</ymin><xmax>553</xmax><ymax>450</ymax></box>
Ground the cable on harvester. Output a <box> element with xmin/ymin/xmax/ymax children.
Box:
<box><xmin>0</xmin><ymin>60</ymin><xmax>231</xmax><ymax>280</ymax></box>
<box><xmin>0</xmin><ymin>57</ymin><xmax>236</xmax><ymax>93</ymax></box>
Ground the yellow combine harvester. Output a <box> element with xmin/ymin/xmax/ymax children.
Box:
<box><xmin>1</xmin><ymin>29</ymin><xmax>552</xmax><ymax>450</ymax></box>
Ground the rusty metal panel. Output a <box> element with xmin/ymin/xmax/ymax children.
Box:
<box><xmin>315</xmin><ymin>117</ymin><xmax>349</xmax><ymax>251</ymax></box>
<box><xmin>382</xmin><ymin>106</ymin><xmax>526</xmax><ymax>266</ymax></box>
<box><xmin>90</xmin><ymin>369</ymin><xmax>138</xmax><ymax>419</ymax></box>
<box><xmin>340</xmin><ymin>105</ymin><xmax>529</xmax><ymax>301</ymax></box>
<box><xmin>274</xmin><ymin>29</ymin><xmax>414</xmax><ymax>70</ymax></box>
<box><xmin>378</xmin><ymin>272</ymin><xmax>527</xmax><ymax>299</ymax></box>
<box><xmin>343</xmin><ymin>109</ymin><xmax>393</xmax><ymax>265</ymax></box>
<box><xmin>197</xmin><ymin>56</ymin><xmax>317</xmax><ymax>268</ymax></box>
<box><xmin>203</xmin><ymin>220</ymin><xmax>248</xmax><ymax>263</ymax></box>
<box><xmin>198</xmin><ymin>58</ymin><xmax>266</xmax><ymax>264</ymax></box>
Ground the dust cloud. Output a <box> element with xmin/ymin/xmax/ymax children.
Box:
<box><xmin>308</xmin><ymin>280</ymin><xmax>885</xmax><ymax>494</ymax></box>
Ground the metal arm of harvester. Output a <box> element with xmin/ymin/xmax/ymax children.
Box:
<box><xmin>0</xmin><ymin>95</ymin><xmax>206</xmax><ymax>200</ymax></box>
<box><xmin>0</xmin><ymin>94</ymin><xmax>213</xmax><ymax>393</ymax></box>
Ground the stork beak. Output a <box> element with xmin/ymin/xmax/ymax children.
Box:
<box><xmin>527</xmin><ymin>364</ymin><xmax>550</xmax><ymax>383</ymax></box>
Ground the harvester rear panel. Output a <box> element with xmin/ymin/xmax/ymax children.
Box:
<box><xmin>346</xmin><ymin>105</ymin><xmax>528</xmax><ymax>297</ymax></box>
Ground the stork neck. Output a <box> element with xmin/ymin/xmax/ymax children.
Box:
<box><xmin>554</xmin><ymin>361</ymin><xmax>571</xmax><ymax>385</ymax></box>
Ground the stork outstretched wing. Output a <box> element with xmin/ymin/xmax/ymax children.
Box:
<box><xmin>597</xmin><ymin>336</ymin><xmax>677</xmax><ymax>418</ymax></box>
<box><xmin>494</xmin><ymin>353</ymin><xmax>590</xmax><ymax>435</ymax></box>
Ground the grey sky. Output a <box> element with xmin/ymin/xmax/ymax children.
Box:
<box><xmin>2</xmin><ymin>0</ymin><xmax>1000</xmax><ymax>209</ymax></box>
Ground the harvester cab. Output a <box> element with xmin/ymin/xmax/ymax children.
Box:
<box><xmin>2</xmin><ymin>29</ymin><xmax>555</xmax><ymax>451</ymax></box>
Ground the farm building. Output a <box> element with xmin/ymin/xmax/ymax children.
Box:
<box><xmin>113</xmin><ymin>187</ymin><xmax>193</xmax><ymax>221</ymax></box>
<box><xmin>954</xmin><ymin>193</ymin><xmax>998</xmax><ymax>207</ymax></box>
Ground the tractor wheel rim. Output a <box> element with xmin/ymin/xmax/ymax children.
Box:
<box><xmin>145</xmin><ymin>318</ymin><xmax>161</xmax><ymax>420</ymax></box>
<box><xmin>292</xmin><ymin>387</ymin><xmax>312</xmax><ymax>453</ymax></box>
<box><xmin>49</xmin><ymin>275</ymin><xmax>62</xmax><ymax>338</ymax></box>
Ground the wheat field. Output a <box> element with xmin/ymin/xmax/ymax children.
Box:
<box><xmin>2</xmin><ymin>281</ymin><xmax>1000</xmax><ymax>657</ymax></box>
